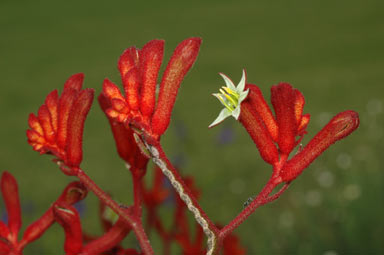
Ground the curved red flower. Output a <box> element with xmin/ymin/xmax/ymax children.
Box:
<box><xmin>27</xmin><ymin>74</ymin><xmax>94</xmax><ymax>171</ymax></box>
<box><xmin>100</xmin><ymin>37</ymin><xmax>201</xmax><ymax>142</ymax></box>
<box><xmin>0</xmin><ymin>171</ymin><xmax>87</xmax><ymax>254</ymax></box>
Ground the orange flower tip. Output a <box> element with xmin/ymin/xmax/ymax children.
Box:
<box><xmin>111</xmin><ymin>98</ymin><xmax>129</xmax><ymax>113</ymax></box>
<box><xmin>64</xmin><ymin>73</ymin><xmax>84</xmax><ymax>91</ymax></box>
<box><xmin>28</xmin><ymin>113</ymin><xmax>44</xmax><ymax>135</ymax></box>
<box><xmin>298</xmin><ymin>113</ymin><xmax>310</xmax><ymax>133</ymax></box>
<box><xmin>106</xmin><ymin>108</ymin><xmax>120</xmax><ymax>119</ymax></box>
<box><xmin>102</xmin><ymin>79</ymin><xmax>124</xmax><ymax>100</ymax></box>
<box><xmin>294</xmin><ymin>89</ymin><xmax>305</xmax><ymax>123</ymax></box>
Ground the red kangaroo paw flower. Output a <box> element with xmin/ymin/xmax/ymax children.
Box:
<box><xmin>240</xmin><ymin>101</ymin><xmax>279</xmax><ymax>165</ymax></box>
<box><xmin>82</xmin><ymin>218</ymin><xmax>130</xmax><ymax>255</ymax></box>
<box><xmin>271</xmin><ymin>83</ymin><xmax>297</xmax><ymax>155</ymax></box>
<box><xmin>139</xmin><ymin>39</ymin><xmax>164</xmax><ymax>118</ymax></box>
<box><xmin>65</xmin><ymin>88</ymin><xmax>94</xmax><ymax>168</ymax></box>
<box><xmin>151</xmin><ymin>37</ymin><xmax>202</xmax><ymax>136</ymax></box>
<box><xmin>37</xmin><ymin>104</ymin><xmax>55</xmax><ymax>144</ymax></box>
<box><xmin>53</xmin><ymin>203</ymin><xmax>83</xmax><ymax>254</ymax></box>
<box><xmin>57</xmin><ymin>181</ymin><xmax>88</xmax><ymax>205</ymax></box>
<box><xmin>20</xmin><ymin>181</ymin><xmax>87</xmax><ymax>248</ymax></box>
<box><xmin>0</xmin><ymin>241</ymin><xmax>10</xmax><ymax>253</ymax></box>
<box><xmin>280</xmin><ymin>110</ymin><xmax>359</xmax><ymax>182</ymax></box>
<box><xmin>123</xmin><ymin>67</ymin><xmax>141</xmax><ymax>111</ymax></box>
<box><xmin>27</xmin><ymin>74</ymin><xmax>94</xmax><ymax>171</ymax></box>
<box><xmin>28</xmin><ymin>113</ymin><xmax>44</xmax><ymax>136</ymax></box>
<box><xmin>298</xmin><ymin>113</ymin><xmax>310</xmax><ymax>135</ymax></box>
<box><xmin>293</xmin><ymin>89</ymin><xmax>305</xmax><ymax>125</ymax></box>
<box><xmin>20</xmin><ymin>210</ymin><xmax>54</xmax><ymax>249</ymax></box>
<box><xmin>98</xmin><ymin>94</ymin><xmax>149</xmax><ymax>170</ymax></box>
<box><xmin>99</xmin><ymin>94</ymin><xmax>134</xmax><ymax>163</ymax></box>
<box><xmin>64</xmin><ymin>73</ymin><xmax>84</xmax><ymax>91</ymax></box>
<box><xmin>1</xmin><ymin>171</ymin><xmax>21</xmax><ymax>239</ymax></box>
<box><xmin>102</xmin><ymin>79</ymin><xmax>130</xmax><ymax>122</ymax></box>
<box><xmin>0</xmin><ymin>221</ymin><xmax>9</xmax><ymax>238</ymax></box>
<box><xmin>57</xmin><ymin>88</ymin><xmax>78</xmax><ymax>150</ymax></box>
<box><xmin>246</xmin><ymin>84</ymin><xmax>279</xmax><ymax>141</ymax></box>
<box><xmin>45</xmin><ymin>89</ymin><xmax>59</xmax><ymax>133</ymax></box>
<box><xmin>118</xmin><ymin>47</ymin><xmax>140</xmax><ymax>79</ymax></box>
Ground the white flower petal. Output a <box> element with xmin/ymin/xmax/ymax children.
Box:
<box><xmin>237</xmin><ymin>69</ymin><xmax>247</xmax><ymax>92</ymax></box>
<box><xmin>232</xmin><ymin>105</ymin><xmax>241</xmax><ymax>120</ymax></box>
<box><xmin>219</xmin><ymin>73</ymin><xmax>236</xmax><ymax>91</ymax></box>
<box><xmin>239</xmin><ymin>89</ymin><xmax>249</xmax><ymax>102</ymax></box>
<box><xmin>208</xmin><ymin>108</ymin><xmax>232</xmax><ymax>128</ymax></box>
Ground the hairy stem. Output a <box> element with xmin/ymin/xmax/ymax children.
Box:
<box><xmin>76</xmin><ymin>169</ymin><xmax>153</xmax><ymax>255</ymax></box>
<box><xmin>143</xmin><ymin>138</ymin><xmax>219</xmax><ymax>255</ymax></box>
<box><xmin>218</xmin><ymin>176</ymin><xmax>279</xmax><ymax>241</ymax></box>
<box><xmin>131</xmin><ymin>170</ymin><xmax>143</xmax><ymax>218</ymax></box>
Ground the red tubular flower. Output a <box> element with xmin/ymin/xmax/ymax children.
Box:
<box><xmin>82</xmin><ymin>220</ymin><xmax>130</xmax><ymax>254</ymax></box>
<box><xmin>53</xmin><ymin>202</ymin><xmax>83</xmax><ymax>254</ymax></box>
<box><xmin>151</xmin><ymin>38</ymin><xmax>201</xmax><ymax>136</ymax></box>
<box><xmin>101</xmin><ymin>37</ymin><xmax>201</xmax><ymax>141</ymax></box>
<box><xmin>210</xmin><ymin>71</ymin><xmax>359</xmax><ymax>183</ymax></box>
<box><xmin>240</xmin><ymin>98</ymin><xmax>279</xmax><ymax>165</ymax></box>
<box><xmin>1</xmin><ymin>172</ymin><xmax>21</xmax><ymax>245</ymax></box>
<box><xmin>280</xmin><ymin>110</ymin><xmax>359</xmax><ymax>182</ymax></box>
<box><xmin>98</xmin><ymin>93</ymin><xmax>149</xmax><ymax>172</ymax></box>
<box><xmin>0</xmin><ymin>172</ymin><xmax>87</xmax><ymax>253</ymax></box>
<box><xmin>271</xmin><ymin>83</ymin><xmax>297</xmax><ymax>155</ymax></box>
<box><xmin>81</xmin><ymin>202</ymin><xmax>139</xmax><ymax>255</ymax></box>
<box><xmin>27</xmin><ymin>74</ymin><xmax>94</xmax><ymax>172</ymax></box>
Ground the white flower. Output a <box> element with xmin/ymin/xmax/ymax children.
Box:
<box><xmin>209</xmin><ymin>69</ymin><xmax>249</xmax><ymax>128</ymax></box>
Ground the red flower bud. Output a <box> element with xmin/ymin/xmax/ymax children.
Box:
<box><xmin>123</xmin><ymin>67</ymin><xmax>141</xmax><ymax>111</ymax></box>
<box><xmin>64</xmin><ymin>73</ymin><xmax>84</xmax><ymax>91</ymax></box>
<box><xmin>280</xmin><ymin>110</ymin><xmax>359</xmax><ymax>182</ymax></box>
<box><xmin>118</xmin><ymin>47</ymin><xmax>139</xmax><ymax>78</ymax></box>
<box><xmin>65</xmin><ymin>88</ymin><xmax>94</xmax><ymax>168</ymax></box>
<box><xmin>240</xmin><ymin>102</ymin><xmax>279</xmax><ymax>165</ymax></box>
<box><xmin>1</xmin><ymin>171</ymin><xmax>21</xmax><ymax>238</ymax></box>
<box><xmin>151</xmin><ymin>37</ymin><xmax>202</xmax><ymax>136</ymax></box>
<box><xmin>271</xmin><ymin>83</ymin><xmax>297</xmax><ymax>155</ymax></box>
<box><xmin>82</xmin><ymin>218</ymin><xmax>130</xmax><ymax>254</ymax></box>
<box><xmin>27</xmin><ymin>74</ymin><xmax>94</xmax><ymax>171</ymax></box>
<box><xmin>139</xmin><ymin>39</ymin><xmax>164</xmax><ymax>118</ymax></box>
<box><xmin>20</xmin><ymin>181</ymin><xmax>87</xmax><ymax>248</ymax></box>
<box><xmin>245</xmin><ymin>84</ymin><xmax>278</xmax><ymax>141</ymax></box>
<box><xmin>98</xmin><ymin>94</ymin><xmax>149</xmax><ymax>171</ymax></box>
<box><xmin>53</xmin><ymin>203</ymin><xmax>83</xmax><ymax>254</ymax></box>
<box><xmin>57</xmin><ymin>87</ymin><xmax>78</xmax><ymax>149</ymax></box>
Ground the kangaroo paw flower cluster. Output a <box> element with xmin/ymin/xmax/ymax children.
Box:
<box><xmin>0</xmin><ymin>37</ymin><xmax>360</xmax><ymax>254</ymax></box>
<box><xmin>211</xmin><ymin>71</ymin><xmax>359</xmax><ymax>182</ymax></box>
<box><xmin>26</xmin><ymin>74</ymin><xmax>94</xmax><ymax>172</ymax></box>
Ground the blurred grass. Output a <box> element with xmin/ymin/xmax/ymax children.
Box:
<box><xmin>1</xmin><ymin>0</ymin><xmax>383</xmax><ymax>254</ymax></box>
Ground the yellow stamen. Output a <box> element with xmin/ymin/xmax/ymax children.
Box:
<box><xmin>223</xmin><ymin>92</ymin><xmax>237</xmax><ymax>108</ymax></box>
<box><xmin>222</xmin><ymin>86</ymin><xmax>239</xmax><ymax>99</ymax></box>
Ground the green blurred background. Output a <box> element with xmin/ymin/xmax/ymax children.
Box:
<box><xmin>1</xmin><ymin>0</ymin><xmax>383</xmax><ymax>254</ymax></box>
